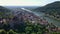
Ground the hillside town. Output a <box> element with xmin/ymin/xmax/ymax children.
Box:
<box><xmin>0</xmin><ymin>9</ymin><xmax>59</xmax><ymax>33</ymax></box>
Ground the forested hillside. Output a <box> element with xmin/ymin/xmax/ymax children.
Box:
<box><xmin>0</xmin><ymin>6</ymin><xmax>13</xmax><ymax>18</ymax></box>
<box><xmin>35</xmin><ymin>1</ymin><xmax>60</xmax><ymax>19</ymax></box>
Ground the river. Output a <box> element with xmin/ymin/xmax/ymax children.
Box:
<box><xmin>21</xmin><ymin>8</ymin><xmax>60</xmax><ymax>27</ymax></box>
<box><xmin>34</xmin><ymin>12</ymin><xmax>60</xmax><ymax>27</ymax></box>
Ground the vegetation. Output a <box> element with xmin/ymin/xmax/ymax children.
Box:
<box><xmin>0</xmin><ymin>20</ymin><xmax>60</xmax><ymax>34</ymax></box>
<box><xmin>0</xmin><ymin>6</ymin><xmax>60</xmax><ymax>34</ymax></box>
<box><xmin>0</xmin><ymin>6</ymin><xmax>13</xmax><ymax>18</ymax></box>
<box><xmin>35</xmin><ymin>1</ymin><xmax>60</xmax><ymax>19</ymax></box>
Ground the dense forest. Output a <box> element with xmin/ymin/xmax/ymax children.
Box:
<box><xmin>35</xmin><ymin>1</ymin><xmax>60</xmax><ymax>19</ymax></box>
<box><xmin>0</xmin><ymin>6</ymin><xmax>13</xmax><ymax>18</ymax></box>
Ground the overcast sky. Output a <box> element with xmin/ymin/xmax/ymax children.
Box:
<box><xmin>0</xmin><ymin>0</ymin><xmax>60</xmax><ymax>6</ymax></box>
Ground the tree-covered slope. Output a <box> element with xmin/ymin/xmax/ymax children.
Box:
<box><xmin>0</xmin><ymin>6</ymin><xmax>13</xmax><ymax>18</ymax></box>
<box><xmin>35</xmin><ymin>1</ymin><xmax>60</xmax><ymax>18</ymax></box>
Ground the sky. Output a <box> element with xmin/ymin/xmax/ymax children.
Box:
<box><xmin>0</xmin><ymin>0</ymin><xmax>60</xmax><ymax>6</ymax></box>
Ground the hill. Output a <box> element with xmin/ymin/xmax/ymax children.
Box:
<box><xmin>0</xmin><ymin>6</ymin><xmax>13</xmax><ymax>18</ymax></box>
<box><xmin>35</xmin><ymin>1</ymin><xmax>60</xmax><ymax>19</ymax></box>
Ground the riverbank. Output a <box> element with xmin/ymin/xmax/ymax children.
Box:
<box><xmin>44</xmin><ymin>14</ymin><xmax>60</xmax><ymax>21</ymax></box>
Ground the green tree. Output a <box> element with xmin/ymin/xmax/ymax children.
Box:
<box><xmin>8</xmin><ymin>29</ymin><xmax>15</xmax><ymax>34</ymax></box>
<box><xmin>0</xmin><ymin>30</ymin><xmax>6</xmax><ymax>34</ymax></box>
